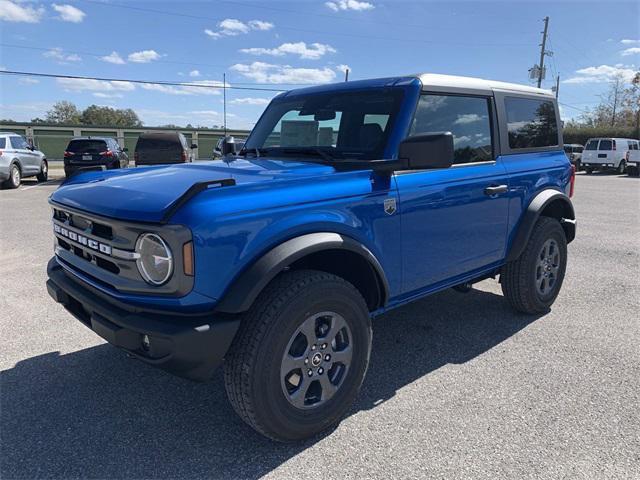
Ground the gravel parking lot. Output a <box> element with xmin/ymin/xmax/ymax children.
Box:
<box><xmin>1</xmin><ymin>173</ymin><xmax>638</xmax><ymax>479</ymax></box>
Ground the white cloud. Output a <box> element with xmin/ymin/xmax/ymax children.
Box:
<box><xmin>335</xmin><ymin>64</ymin><xmax>350</xmax><ymax>74</ymax></box>
<box><xmin>205</xmin><ymin>18</ymin><xmax>274</xmax><ymax>39</ymax></box>
<box><xmin>140</xmin><ymin>80</ymin><xmax>224</xmax><ymax>96</ymax></box>
<box><xmin>325</xmin><ymin>0</ymin><xmax>374</xmax><ymax>12</ymax></box>
<box><xmin>128</xmin><ymin>50</ymin><xmax>161</xmax><ymax>63</ymax></box>
<box><xmin>43</xmin><ymin>48</ymin><xmax>81</xmax><ymax>63</ymax></box>
<box><xmin>620</xmin><ymin>39</ymin><xmax>640</xmax><ymax>45</ymax></box>
<box><xmin>189</xmin><ymin>69</ymin><xmax>201</xmax><ymax>77</ymax></box>
<box><xmin>52</xmin><ymin>4</ymin><xmax>86</xmax><ymax>23</ymax></box>
<box><xmin>100</xmin><ymin>51</ymin><xmax>125</xmax><ymax>65</ymax></box>
<box><xmin>0</xmin><ymin>0</ymin><xmax>44</xmax><ymax>23</ymax></box>
<box><xmin>621</xmin><ymin>47</ymin><xmax>640</xmax><ymax>56</ymax></box>
<box><xmin>93</xmin><ymin>92</ymin><xmax>123</xmax><ymax>99</ymax></box>
<box><xmin>230</xmin><ymin>62</ymin><xmax>336</xmax><ymax>84</ymax></box>
<box><xmin>18</xmin><ymin>77</ymin><xmax>39</xmax><ymax>85</ymax></box>
<box><xmin>57</xmin><ymin>78</ymin><xmax>135</xmax><ymax>92</ymax></box>
<box><xmin>240</xmin><ymin>42</ymin><xmax>336</xmax><ymax>60</ymax></box>
<box><xmin>230</xmin><ymin>97</ymin><xmax>271</xmax><ymax>105</ymax></box>
<box><xmin>248</xmin><ymin>20</ymin><xmax>273</xmax><ymax>31</ymax></box>
<box><xmin>563</xmin><ymin>64</ymin><xmax>638</xmax><ymax>84</ymax></box>
<box><xmin>454</xmin><ymin>113</ymin><xmax>483</xmax><ymax>125</ymax></box>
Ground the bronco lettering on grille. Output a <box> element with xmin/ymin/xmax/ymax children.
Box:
<box><xmin>54</xmin><ymin>223</ymin><xmax>112</xmax><ymax>255</ymax></box>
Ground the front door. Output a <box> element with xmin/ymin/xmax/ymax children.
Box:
<box><xmin>395</xmin><ymin>93</ymin><xmax>510</xmax><ymax>295</ymax></box>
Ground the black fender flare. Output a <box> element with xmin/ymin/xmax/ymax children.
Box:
<box><xmin>506</xmin><ymin>189</ymin><xmax>576</xmax><ymax>262</ymax></box>
<box><xmin>215</xmin><ymin>232</ymin><xmax>390</xmax><ymax>314</ymax></box>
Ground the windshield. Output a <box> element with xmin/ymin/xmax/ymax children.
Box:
<box><xmin>245</xmin><ymin>89</ymin><xmax>404</xmax><ymax>160</ymax></box>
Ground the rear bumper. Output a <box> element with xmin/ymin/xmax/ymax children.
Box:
<box><xmin>46</xmin><ymin>257</ymin><xmax>240</xmax><ymax>381</ymax></box>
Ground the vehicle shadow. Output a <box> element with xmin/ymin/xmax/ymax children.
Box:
<box><xmin>1</xmin><ymin>287</ymin><xmax>543</xmax><ymax>479</ymax></box>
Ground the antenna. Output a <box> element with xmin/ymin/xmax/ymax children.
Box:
<box><xmin>223</xmin><ymin>72</ymin><xmax>227</xmax><ymax>137</ymax></box>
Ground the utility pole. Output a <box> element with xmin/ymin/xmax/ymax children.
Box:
<box><xmin>223</xmin><ymin>72</ymin><xmax>227</xmax><ymax>137</ymax></box>
<box><xmin>537</xmin><ymin>16</ymin><xmax>549</xmax><ymax>88</ymax></box>
<box><xmin>344</xmin><ymin>68</ymin><xmax>349</xmax><ymax>82</ymax></box>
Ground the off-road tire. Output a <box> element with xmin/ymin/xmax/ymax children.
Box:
<box><xmin>36</xmin><ymin>160</ymin><xmax>48</xmax><ymax>182</ymax></box>
<box><xmin>501</xmin><ymin>217</ymin><xmax>567</xmax><ymax>314</ymax></box>
<box><xmin>224</xmin><ymin>269</ymin><xmax>372</xmax><ymax>442</ymax></box>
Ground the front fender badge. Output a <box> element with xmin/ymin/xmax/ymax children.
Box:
<box><xmin>384</xmin><ymin>198</ymin><xmax>396</xmax><ymax>215</ymax></box>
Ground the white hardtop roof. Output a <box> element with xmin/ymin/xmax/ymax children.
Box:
<box><xmin>416</xmin><ymin>73</ymin><xmax>554</xmax><ymax>97</ymax></box>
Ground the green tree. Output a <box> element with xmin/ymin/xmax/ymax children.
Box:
<box><xmin>80</xmin><ymin>105</ymin><xmax>142</xmax><ymax>127</ymax></box>
<box><xmin>45</xmin><ymin>101</ymin><xmax>81</xmax><ymax>124</ymax></box>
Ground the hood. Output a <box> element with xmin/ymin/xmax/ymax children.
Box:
<box><xmin>50</xmin><ymin>158</ymin><xmax>339</xmax><ymax>223</ymax></box>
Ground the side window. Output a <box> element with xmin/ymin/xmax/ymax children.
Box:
<box><xmin>599</xmin><ymin>139</ymin><xmax>612</xmax><ymax>151</ymax></box>
<box><xmin>577</xmin><ymin>146</ymin><xmax>584</xmax><ymax>153</ymax></box>
<box><xmin>10</xmin><ymin>136</ymin><xmax>29</xmax><ymax>149</ymax></box>
<box><xmin>505</xmin><ymin>97</ymin><xmax>558</xmax><ymax>149</ymax></box>
<box><xmin>410</xmin><ymin>94</ymin><xmax>493</xmax><ymax>164</ymax></box>
<box><xmin>0</xmin><ymin>138</ymin><xmax>5</xmax><ymax>149</ymax></box>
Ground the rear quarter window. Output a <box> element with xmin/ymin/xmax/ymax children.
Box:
<box><xmin>505</xmin><ymin>97</ymin><xmax>559</xmax><ymax>149</ymax></box>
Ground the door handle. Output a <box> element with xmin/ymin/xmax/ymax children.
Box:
<box><xmin>484</xmin><ymin>184</ymin><xmax>508</xmax><ymax>196</ymax></box>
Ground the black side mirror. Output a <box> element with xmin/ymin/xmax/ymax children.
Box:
<box><xmin>221</xmin><ymin>136</ymin><xmax>236</xmax><ymax>156</ymax></box>
<box><xmin>398</xmin><ymin>132</ymin><xmax>454</xmax><ymax>170</ymax></box>
<box><xmin>190</xmin><ymin>143</ymin><xmax>198</xmax><ymax>149</ymax></box>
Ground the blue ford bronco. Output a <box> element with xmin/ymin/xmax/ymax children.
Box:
<box><xmin>46</xmin><ymin>74</ymin><xmax>576</xmax><ymax>441</ymax></box>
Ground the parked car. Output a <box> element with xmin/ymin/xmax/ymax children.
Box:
<box><xmin>581</xmin><ymin>137</ymin><xmax>639</xmax><ymax>174</ymax></box>
<box><xmin>0</xmin><ymin>132</ymin><xmax>48</xmax><ymax>188</ymax></box>
<box><xmin>63</xmin><ymin>137</ymin><xmax>128</xmax><ymax>178</ymax></box>
<box><xmin>134</xmin><ymin>132</ymin><xmax>196</xmax><ymax>166</ymax></box>
<box><xmin>627</xmin><ymin>142</ymin><xmax>640</xmax><ymax>176</ymax></box>
<box><xmin>213</xmin><ymin>137</ymin><xmax>245</xmax><ymax>159</ymax></box>
<box><xmin>563</xmin><ymin>143</ymin><xmax>584</xmax><ymax>171</ymax></box>
<box><xmin>46</xmin><ymin>73</ymin><xmax>575</xmax><ymax>442</ymax></box>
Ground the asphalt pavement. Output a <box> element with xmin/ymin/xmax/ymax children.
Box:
<box><xmin>0</xmin><ymin>172</ymin><xmax>638</xmax><ymax>479</ymax></box>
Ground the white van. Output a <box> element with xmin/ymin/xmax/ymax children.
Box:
<box><xmin>627</xmin><ymin>143</ymin><xmax>640</xmax><ymax>176</ymax></box>
<box><xmin>581</xmin><ymin>137</ymin><xmax>640</xmax><ymax>174</ymax></box>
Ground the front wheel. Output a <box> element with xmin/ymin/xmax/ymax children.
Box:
<box><xmin>36</xmin><ymin>160</ymin><xmax>48</xmax><ymax>182</ymax></box>
<box><xmin>618</xmin><ymin>160</ymin><xmax>626</xmax><ymax>175</ymax></box>
<box><xmin>224</xmin><ymin>270</ymin><xmax>372</xmax><ymax>442</ymax></box>
<box><xmin>501</xmin><ymin>217</ymin><xmax>567</xmax><ymax>314</ymax></box>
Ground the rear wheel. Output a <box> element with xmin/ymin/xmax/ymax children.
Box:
<box><xmin>618</xmin><ymin>160</ymin><xmax>626</xmax><ymax>175</ymax></box>
<box><xmin>501</xmin><ymin>217</ymin><xmax>567</xmax><ymax>314</ymax></box>
<box><xmin>224</xmin><ymin>269</ymin><xmax>372</xmax><ymax>442</ymax></box>
<box><xmin>5</xmin><ymin>163</ymin><xmax>21</xmax><ymax>189</ymax></box>
<box><xmin>36</xmin><ymin>160</ymin><xmax>48</xmax><ymax>182</ymax></box>
<box><xmin>585</xmin><ymin>167</ymin><xmax>593</xmax><ymax>175</ymax></box>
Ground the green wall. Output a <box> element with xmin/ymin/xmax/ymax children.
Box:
<box><xmin>33</xmin><ymin>129</ymin><xmax>74</xmax><ymax>159</ymax></box>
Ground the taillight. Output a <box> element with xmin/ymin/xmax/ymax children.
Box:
<box><xmin>99</xmin><ymin>150</ymin><xmax>114</xmax><ymax>157</ymax></box>
<box><xmin>569</xmin><ymin>164</ymin><xmax>576</xmax><ymax>198</ymax></box>
<box><xmin>181</xmin><ymin>150</ymin><xmax>187</xmax><ymax>162</ymax></box>
<box><xmin>0</xmin><ymin>150</ymin><xmax>3</xmax><ymax>156</ymax></box>
<box><xmin>612</xmin><ymin>140</ymin><xmax>616</xmax><ymax>150</ymax></box>
<box><xmin>64</xmin><ymin>151</ymin><xmax>73</xmax><ymax>157</ymax></box>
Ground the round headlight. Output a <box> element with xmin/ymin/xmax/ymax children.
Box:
<box><xmin>135</xmin><ymin>233</ymin><xmax>173</xmax><ymax>285</ymax></box>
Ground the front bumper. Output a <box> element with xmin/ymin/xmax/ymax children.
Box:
<box><xmin>46</xmin><ymin>257</ymin><xmax>240</xmax><ymax>381</ymax></box>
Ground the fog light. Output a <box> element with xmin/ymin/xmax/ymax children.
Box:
<box><xmin>141</xmin><ymin>334</ymin><xmax>150</xmax><ymax>351</ymax></box>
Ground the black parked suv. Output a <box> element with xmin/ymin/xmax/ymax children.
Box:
<box><xmin>63</xmin><ymin>137</ymin><xmax>129</xmax><ymax>178</ymax></box>
<box><xmin>134</xmin><ymin>132</ymin><xmax>196</xmax><ymax>166</ymax></box>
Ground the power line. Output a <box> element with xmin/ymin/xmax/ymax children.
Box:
<box><xmin>79</xmin><ymin>0</ymin><xmax>533</xmax><ymax>47</ymax></box>
<box><xmin>0</xmin><ymin>70</ymin><xmax>288</xmax><ymax>92</ymax></box>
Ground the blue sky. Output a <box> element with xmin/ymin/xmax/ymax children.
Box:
<box><xmin>1</xmin><ymin>0</ymin><xmax>638</xmax><ymax>129</ymax></box>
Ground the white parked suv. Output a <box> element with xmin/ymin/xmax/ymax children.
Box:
<box><xmin>581</xmin><ymin>137</ymin><xmax>639</xmax><ymax>175</ymax></box>
<box><xmin>0</xmin><ymin>133</ymin><xmax>48</xmax><ymax>188</ymax></box>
